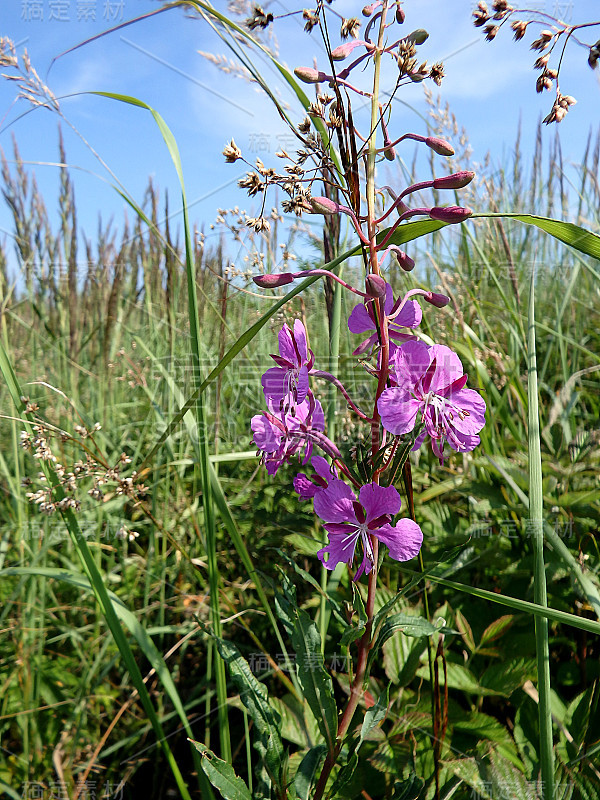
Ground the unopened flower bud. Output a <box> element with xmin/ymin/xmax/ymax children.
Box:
<box><xmin>395</xmin><ymin>3</ymin><xmax>405</xmax><ymax>24</ymax></box>
<box><xmin>362</xmin><ymin>2</ymin><xmax>381</xmax><ymax>17</ymax></box>
<box><xmin>424</xmin><ymin>292</ymin><xmax>450</xmax><ymax>308</ymax></box>
<box><xmin>365</xmin><ymin>274</ymin><xmax>387</xmax><ymax>299</ymax></box>
<box><xmin>331</xmin><ymin>40</ymin><xmax>368</xmax><ymax>60</ymax></box>
<box><xmin>294</xmin><ymin>67</ymin><xmax>328</xmax><ymax>84</ymax></box>
<box><xmin>433</xmin><ymin>171</ymin><xmax>475</xmax><ymax>190</ymax></box>
<box><xmin>407</xmin><ymin>29</ymin><xmax>429</xmax><ymax>45</ymax></box>
<box><xmin>392</xmin><ymin>249</ymin><xmax>415</xmax><ymax>271</ymax></box>
<box><xmin>426</xmin><ymin>136</ymin><xmax>455</xmax><ymax>156</ymax></box>
<box><xmin>429</xmin><ymin>205</ymin><xmax>473</xmax><ymax>223</ymax></box>
<box><xmin>310</xmin><ymin>196</ymin><xmax>339</xmax><ymax>215</ymax></box>
<box><xmin>253</xmin><ymin>273</ymin><xmax>295</xmax><ymax>288</ymax></box>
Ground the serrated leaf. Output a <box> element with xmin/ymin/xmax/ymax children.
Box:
<box><xmin>481</xmin><ymin>659</ymin><xmax>536</xmax><ymax>697</ymax></box>
<box><xmin>190</xmin><ymin>741</ymin><xmax>252</xmax><ymax>800</ymax></box>
<box><xmin>453</xmin><ymin>712</ymin><xmax>516</xmax><ymax>746</ymax></box>
<box><xmin>291</xmin><ymin>606</ymin><xmax>338</xmax><ymax>753</ymax></box>
<box><xmin>294</xmin><ymin>745</ymin><xmax>327</xmax><ymax>800</ymax></box>
<box><xmin>416</xmin><ymin>663</ymin><xmax>503</xmax><ymax>696</ymax></box>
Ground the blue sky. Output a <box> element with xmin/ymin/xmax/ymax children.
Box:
<box><xmin>1</xmin><ymin>0</ymin><xmax>599</xmax><ymax>271</ymax></box>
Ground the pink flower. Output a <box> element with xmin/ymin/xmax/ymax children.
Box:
<box><xmin>251</xmin><ymin>396</ymin><xmax>325</xmax><ymax>475</ymax></box>
<box><xmin>348</xmin><ymin>283</ymin><xmax>421</xmax><ymax>355</ymax></box>
<box><xmin>315</xmin><ymin>480</ymin><xmax>423</xmax><ymax>580</ymax></box>
<box><xmin>377</xmin><ymin>340</ymin><xmax>486</xmax><ymax>462</ymax></box>
<box><xmin>261</xmin><ymin>320</ymin><xmax>314</xmax><ymax>410</ymax></box>
<box><xmin>293</xmin><ymin>455</ymin><xmax>338</xmax><ymax>500</ymax></box>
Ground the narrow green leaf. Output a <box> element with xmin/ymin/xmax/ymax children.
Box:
<box><xmin>358</xmin><ymin>684</ymin><xmax>390</xmax><ymax>751</ymax></box>
<box><xmin>326</xmin><ymin>751</ymin><xmax>359</xmax><ymax>799</ymax></box>
<box><xmin>294</xmin><ymin>745</ymin><xmax>327</xmax><ymax>800</ymax></box>
<box><xmin>190</xmin><ymin>741</ymin><xmax>252</xmax><ymax>800</ymax></box>
<box><xmin>472</xmin><ymin>212</ymin><xmax>600</xmax><ymax>260</ymax></box>
<box><xmin>397</xmin><ymin>566</ymin><xmax>600</xmax><ymax>636</ymax></box>
<box><xmin>213</xmin><ymin>637</ymin><xmax>284</xmax><ymax>784</ymax></box>
<box><xmin>528</xmin><ymin>271</ymin><xmax>554</xmax><ymax>799</ymax></box>
<box><xmin>480</xmin><ymin>615</ymin><xmax>514</xmax><ymax>645</ymax></box>
<box><xmin>291</xmin><ymin>606</ymin><xmax>339</xmax><ymax>754</ymax></box>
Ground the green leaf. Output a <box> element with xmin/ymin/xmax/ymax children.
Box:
<box><xmin>455</xmin><ymin>609</ymin><xmax>476</xmax><ymax>652</ymax></box>
<box><xmin>213</xmin><ymin>637</ymin><xmax>284</xmax><ymax>783</ymax></box>
<box><xmin>291</xmin><ymin>606</ymin><xmax>339</xmax><ymax>754</ymax></box>
<box><xmin>326</xmin><ymin>751</ymin><xmax>359</xmax><ymax>799</ymax></box>
<box><xmin>415</xmin><ymin>663</ymin><xmax>502</xmax><ymax>696</ymax></box>
<box><xmin>480</xmin><ymin>615</ymin><xmax>514</xmax><ymax>645</ymax></box>
<box><xmin>190</xmin><ymin>741</ymin><xmax>252</xmax><ymax>800</ymax></box>
<box><xmin>390</xmin><ymin>775</ymin><xmax>425</xmax><ymax>799</ymax></box>
<box><xmin>358</xmin><ymin>684</ymin><xmax>390</xmax><ymax>751</ymax></box>
<box><xmin>294</xmin><ymin>745</ymin><xmax>327</xmax><ymax>800</ymax></box>
<box><xmin>480</xmin><ymin>659</ymin><xmax>536</xmax><ymax>697</ymax></box>
<box><xmin>369</xmin><ymin>614</ymin><xmax>454</xmax><ymax>674</ymax></box>
<box><xmin>453</xmin><ymin>711</ymin><xmax>518</xmax><ymax>746</ymax></box>
<box><xmin>383</xmin><ymin>631</ymin><xmax>426</xmax><ymax>686</ymax></box>
<box><xmin>397</xmin><ymin>566</ymin><xmax>600</xmax><ymax>636</ymax></box>
<box><xmin>471</xmin><ymin>212</ymin><xmax>600</xmax><ymax>260</ymax></box>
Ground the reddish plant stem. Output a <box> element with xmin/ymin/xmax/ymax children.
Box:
<box><xmin>313</xmin><ymin>5</ymin><xmax>390</xmax><ymax>798</ymax></box>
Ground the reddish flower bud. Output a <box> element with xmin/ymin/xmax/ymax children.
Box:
<box><xmin>310</xmin><ymin>196</ymin><xmax>339</xmax><ymax>215</ymax></box>
<box><xmin>429</xmin><ymin>206</ymin><xmax>473</xmax><ymax>223</ymax></box>
<box><xmin>396</xmin><ymin>3</ymin><xmax>405</xmax><ymax>24</ymax></box>
<box><xmin>394</xmin><ymin>250</ymin><xmax>415</xmax><ymax>271</ymax></box>
<box><xmin>365</xmin><ymin>274</ymin><xmax>387</xmax><ymax>299</ymax></box>
<box><xmin>331</xmin><ymin>40</ymin><xmax>368</xmax><ymax>60</ymax></box>
<box><xmin>362</xmin><ymin>2</ymin><xmax>381</xmax><ymax>17</ymax></box>
<box><xmin>253</xmin><ymin>273</ymin><xmax>295</xmax><ymax>288</ymax></box>
<box><xmin>424</xmin><ymin>291</ymin><xmax>450</xmax><ymax>308</ymax></box>
<box><xmin>433</xmin><ymin>171</ymin><xmax>475</xmax><ymax>190</ymax></box>
<box><xmin>294</xmin><ymin>67</ymin><xmax>328</xmax><ymax>84</ymax></box>
<box><xmin>425</xmin><ymin>136</ymin><xmax>455</xmax><ymax>156</ymax></box>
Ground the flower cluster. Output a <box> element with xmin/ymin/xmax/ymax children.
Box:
<box><xmin>251</xmin><ymin>274</ymin><xmax>486</xmax><ymax>579</ymax></box>
<box><xmin>244</xmin><ymin>2</ymin><xmax>486</xmax><ymax>582</ymax></box>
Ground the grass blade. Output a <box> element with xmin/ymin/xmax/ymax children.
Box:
<box><xmin>527</xmin><ymin>272</ymin><xmax>554</xmax><ymax>798</ymax></box>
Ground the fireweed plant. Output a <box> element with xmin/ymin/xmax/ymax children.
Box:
<box><xmin>235</xmin><ymin>1</ymin><xmax>487</xmax><ymax>796</ymax></box>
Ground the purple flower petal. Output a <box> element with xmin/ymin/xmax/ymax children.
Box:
<box><xmin>318</xmin><ymin>524</ymin><xmax>358</xmax><ymax>571</ymax></box>
<box><xmin>296</xmin><ymin>364</ymin><xmax>309</xmax><ymax>405</ymax></box>
<box><xmin>373</xmin><ymin>519</ymin><xmax>423</xmax><ymax>562</ymax></box>
<box><xmin>358</xmin><ymin>483</ymin><xmax>402</xmax><ymax>522</ymax></box>
<box><xmin>261</xmin><ymin>366</ymin><xmax>287</xmax><ymax>402</ymax></box>
<box><xmin>348</xmin><ymin>302</ymin><xmax>374</xmax><ymax>334</ymax></box>
<box><xmin>392</xmin><ymin>298</ymin><xmax>422</xmax><ymax>329</ymax></box>
<box><xmin>427</xmin><ymin>344</ymin><xmax>464</xmax><ymax>393</ymax></box>
<box><xmin>293</xmin><ymin>473</ymin><xmax>318</xmax><ymax>500</ymax></box>
<box><xmin>446</xmin><ymin>388</ymin><xmax>486</xmax><ymax>435</ymax></box>
<box><xmin>314</xmin><ymin>480</ymin><xmax>356</xmax><ymax>523</ymax></box>
<box><xmin>392</xmin><ymin>340</ymin><xmax>431</xmax><ymax>390</ymax></box>
<box><xmin>251</xmin><ymin>413</ymin><xmax>280</xmax><ymax>452</ymax></box>
<box><xmin>378</xmin><ymin>388</ymin><xmax>421</xmax><ymax>435</ymax></box>
<box><xmin>312</xmin><ymin>455</ymin><xmax>337</xmax><ymax>483</ymax></box>
<box><xmin>278</xmin><ymin>324</ymin><xmax>298</xmax><ymax>365</ymax></box>
<box><xmin>293</xmin><ymin>319</ymin><xmax>309</xmax><ymax>362</ymax></box>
